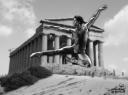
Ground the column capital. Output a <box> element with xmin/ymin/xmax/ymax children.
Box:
<box><xmin>66</xmin><ymin>36</ymin><xmax>72</xmax><ymax>39</ymax></box>
<box><xmin>54</xmin><ymin>34</ymin><xmax>60</xmax><ymax>38</ymax></box>
<box><xmin>42</xmin><ymin>33</ymin><xmax>48</xmax><ymax>36</ymax></box>
<box><xmin>88</xmin><ymin>39</ymin><xmax>93</xmax><ymax>42</ymax></box>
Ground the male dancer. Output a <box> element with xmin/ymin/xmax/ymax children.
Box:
<box><xmin>30</xmin><ymin>5</ymin><xmax>107</xmax><ymax>67</ymax></box>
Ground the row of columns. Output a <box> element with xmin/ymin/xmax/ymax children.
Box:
<box><xmin>40</xmin><ymin>33</ymin><xmax>104</xmax><ymax>67</ymax></box>
<box><xmin>9</xmin><ymin>35</ymin><xmax>42</xmax><ymax>75</ymax></box>
<box><xmin>9</xmin><ymin>32</ymin><xmax>104</xmax><ymax>75</ymax></box>
<box><xmin>88</xmin><ymin>40</ymin><xmax>104</xmax><ymax>67</ymax></box>
<box><xmin>41</xmin><ymin>33</ymin><xmax>72</xmax><ymax>65</ymax></box>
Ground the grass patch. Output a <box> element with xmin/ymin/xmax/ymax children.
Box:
<box><xmin>0</xmin><ymin>66</ymin><xmax>52</xmax><ymax>92</ymax></box>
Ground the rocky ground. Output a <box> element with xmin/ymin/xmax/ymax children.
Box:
<box><xmin>1</xmin><ymin>74</ymin><xmax>128</xmax><ymax>95</ymax></box>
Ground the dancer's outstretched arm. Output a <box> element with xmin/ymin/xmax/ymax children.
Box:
<box><xmin>30</xmin><ymin>45</ymin><xmax>74</xmax><ymax>58</ymax></box>
<box><xmin>85</xmin><ymin>5</ymin><xmax>107</xmax><ymax>29</ymax></box>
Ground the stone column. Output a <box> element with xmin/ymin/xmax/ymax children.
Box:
<box><xmin>32</xmin><ymin>39</ymin><xmax>36</xmax><ymax>66</ymax></box>
<box><xmin>39</xmin><ymin>35</ymin><xmax>42</xmax><ymax>51</ymax></box>
<box><xmin>18</xmin><ymin>52</ymin><xmax>20</xmax><ymax>72</ymax></box>
<box><xmin>67</xmin><ymin>37</ymin><xmax>72</xmax><ymax>46</ymax></box>
<box><xmin>24</xmin><ymin>47</ymin><xmax>27</xmax><ymax>69</ymax></box>
<box><xmin>19</xmin><ymin>50</ymin><xmax>22</xmax><ymax>72</ymax></box>
<box><xmin>32</xmin><ymin>38</ymin><xmax>36</xmax><ymax>65</ymax></box>
<box><xmin>11</xmin><ymin>56</ymin><xmax>14</xmax><ymax>74</ymax></box>
<box><xmin>98</xmin><ymin>41</ymin><xmax>104</xmax><ymax>67</ymax></box>
<box><xmin>9</xmin><ymin>56</ymin><xmax>12</xmax><ymax>74</ymax></box>
<box><xmin>21</xmin><ymin>50</ymin><xmax>23</xmax><ymax>72</ymax></box>
<box><xmin>22</xmin><ymin>49</ymin><xmax>24</xmax><ymax>71</ymax></box>
<box><xmin>54</xmin><ymin>35</ymin><xmax>60</xmax><ymax>64</ymax></box>
<box><xmin>59</xmin><ymin>55</ymin><xmax>62</xmax><ymax>64</ymax></box>
<box><xmin>21</xmin><ymin>49</ymin><xmax>23</xmax><ymax>72</ymax></box>
<box><xmin>88</xmin><ymin>40</ymin><xmax>94</xmax><ymax>66</ymax></box>
<box><xmin>12</xmin><ymin>56</ymin><xmax>14</xmax><ymax>73</ymax></box>
<box><xmin>15</xmin><ymin>53</ymin><xmax>18</xmax><ymax>72</ymax></box>
<box><xmin>26</xmin><ymin>45</ymin><xmax>29</xmax><ymax>68</ymax></box>
<box><xmin>15</xmin><ymin>54</ymin><xmax>17</xmax><ymax>73</ymax></box>
<box><xmin>24</xmin><ymin>49</ymin><xmax>26</xmax><ymax>70</ymax></box>
<box><xmin>66</xmin><ymin>37</ymin><xmax>72</xmax><ymax>64</ymax></box>
<box><xmin>29</xmin><ymin>43</ymin><xmax>32</xmax><ymax>67</ymax></box>
<box><xmin>94</xmin><ymin>41</ymin><xmax>99</xmax><ymax>67</ymax></box>
<box><xmin>41</xmin><ymin>34</ymin><xmax>48</xmax><ymax>65</ymax></box>
<box><xmin>14</xmin><ymin>53</ymin><xmax>17</xmax><ymax>73</ymax></box>
<box><xmin>37</xmin><ymin>37</ymin><xmax>41</xmax><ymax>65</ymax></box>
<box><xmin>38</xmin><ymin>36</ymin><xmax>42</xmax><ymax>64</ymax></box>
<box><xmin>30</xmin><ymin>42</ymin><xmax>34</xmax><ymax>66</ymax></box>
<box><xmin>12</xmin><ymin>56</ymin><xmax>14</xmax><ymax>72</ymax></box>
<box><xmin>23</xmin><ymin>47</ymin><xmax>25</xmax><ymax>70</ymax></box>
<box><xmin>30</xmin><ymin>43</ymin><xmax>33</xmax><ymax>67</ymax></box>
<box><xmin>28</xmin><ymin>44</ymin><xmax>30</xmax><ymax>68</ymax></box>
<box><xmin>19</xmin><ymin>51</ymin><xmax>21</xmax><ymax>72</ymax></box>
<box><xmin>20</xmin><ymin>50</ymin><xmax>22</xmax><ymax>72</ymax></box>
<box><xmin>14</xmin><ymin>54</ymin><xmax>17</xmax><ymax>73</ymax></box>
<box><xmin>16</xmin><ymin>53</ymin><xmax>18</xmax><ymax>72</ymax></box>
<box><xmin>25</xmin><ymin>46</ymin><xmax>27</xmax><ymax>68</ymax></box>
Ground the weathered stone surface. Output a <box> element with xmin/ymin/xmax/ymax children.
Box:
<box><xmin>4</xmin><ymin>74</ymin><xmax>128</xmax><ymax>95</ymax></box>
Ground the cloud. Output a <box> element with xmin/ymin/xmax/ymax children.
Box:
<box><xmin>123</xmin><ymin>57</ymin><xmax>128</xmax><ymax>62</ymax></box>
<box><xmin>0</xmin><ymin>0</ymin><xmax>36</xmax><ymax>26</ymax></box>
<box><xmin>104</xmin><ymin>5</ymin><xmax>128</xmax><ymax>46</ymax></box>
<box><xmin>0</xmin><ymin>25</ymin><xmax>12</xmax><ymax>36</ymax></box>
<box><xmin>0</xmin><ymin>0</ymin><xmax>36</xmax><ymax>37</ymax></box>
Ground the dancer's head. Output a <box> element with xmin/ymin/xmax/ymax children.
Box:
<box><xmin>74</xmin><ymin>15</ymin><xmax>85</xmax><ymax>27</ymax></box>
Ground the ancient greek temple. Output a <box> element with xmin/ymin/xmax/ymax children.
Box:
<box><xmin>8</xmin><ymin>19</ymin><xmax>104</xmax><ymax>75</ymax></box>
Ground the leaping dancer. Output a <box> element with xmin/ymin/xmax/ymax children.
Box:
<box><xmin>30</xmin><ymin>5</ymin><xmax>107</xmax><ymax>67</ymax></box>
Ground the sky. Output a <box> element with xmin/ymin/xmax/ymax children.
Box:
<box><xmin>0</xmin><ymin>0</ymin><xmax>128</xmax><ymax>76</ymax></box>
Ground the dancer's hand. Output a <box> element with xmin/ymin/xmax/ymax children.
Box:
<box><xmin>99</xmin><ymin>5</ymin><xmax>107</xmax><ymax>11</ymax></box>
<box><xmin>30</xmin><ymin>52</ymin><xmax>41</xmax><ymax>58</ymax></box>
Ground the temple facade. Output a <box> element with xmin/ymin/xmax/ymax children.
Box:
<box><xmin>8</xmin><ymin>20</ymin><xmax>104</xmax><ymax>75</ymax></box>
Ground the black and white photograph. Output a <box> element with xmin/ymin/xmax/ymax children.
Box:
<box><xmin>0</xmin><ymin>0</ymin><xmax>128</xmax><ymax>95</ymax></box>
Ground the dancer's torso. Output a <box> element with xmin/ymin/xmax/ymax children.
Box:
<box><xmin>72</xmin><ymin>25</ymin><xmax>89</xmax><ymax>53</ymax></box>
